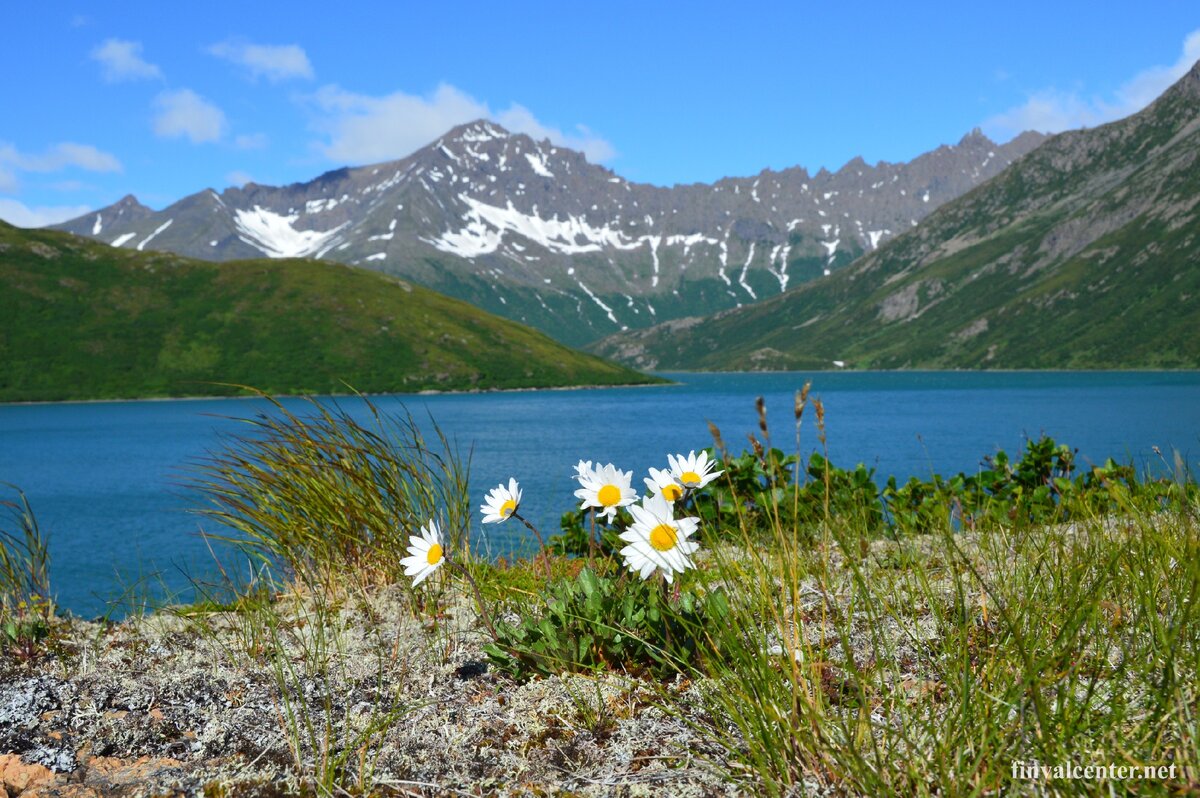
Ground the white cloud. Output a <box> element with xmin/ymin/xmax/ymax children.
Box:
<box><xmin>310</xmin><ymin>82</ymin><xmax>616</xmax><ymax>165</ymax></box>
<box><xmin>494</xmin><ymin>105</ymin><xmax>616</xmax><ymax>163</ymax></box>
<box><xmin>152</xmin><ymin>89</ymin><xmax>227</xmax><ymax>143</ymax></box>
<box><xmin>208</xmin><ymin>39</ymin><xmax>314</xmax><ymax>82</ymax></box>
<box><xmin>0</xmin><ymin>198</ymin><xmax>93</xmax><ymax>228</ymax></box>
<box><xmin>225</xmin><ymin>170</ymin><xmax>254</xmax><ymax>187</ymax></box>
<box><xmin>984</xmin><ymin>30</ymin><xmax>1200</xmax><ymax>139</ymax></box>
<box><xmin>0</xmin><ymin>141</ymin><xmax>122</xmax><ymax>191</ymax></box>
<box><xmin>234</xmin><ymin>132</ymin><xmax>269</xmax><ymax>150</ymax></box>
<box><xmin>91</xmin><ymin>38</ymin><xmax>163</xmax><ymax>82</ymax></box>
<box><xmin>8</xmin><ymin>142</ymin><xmax>123</xmax><ymax>173</ymax></box>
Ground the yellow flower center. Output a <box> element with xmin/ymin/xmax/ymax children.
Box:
<box><xmin>500</xmin><ymin>499</ymin><xmax>516</xmax><ymax>518</ymax></box>
<box><xmin>426</xmin><ymin>543</ymin><xmax>443</xmax><ymax>565</ymax></box>
<box><xmin>680</xmin><ymin>470</ymin><xmax>702</xmax><ymax>487</ymax></box>
<box><xmin>649</xmin><ymin>523</ymin><xmax>678</xmax><ymax>552</ymax></box>
<box><xmin>661</xmin><ymin>483</ymin><xmax>683</xmax><ymax>502</ymax></box>
<box><xmin>597</xmin><ymin>484</ymin><xmax>622</xmax><ymax>506</ymax></box>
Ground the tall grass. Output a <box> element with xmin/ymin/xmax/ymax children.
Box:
<box><xmin>180</xmin><ymin>393</ymin><xmax>468</xmax><ymax>796</ymax></box>
<box><xmin>0</xmin><ymin>484</ymin><xmax>50</xmax><ymax>612</ymax></box>
<box><xmin>672</xmin><ymin>400</ymin><xmax>1200</xmax><ymax>796</ymax></box>
<box><xmin>188</xmin><ymin>390</ymin><xmax>471</xmax><ymax>593</ymax></box>
<box><xmin>0</xmin><ymin>484</ymin><xmax>53</xmax><ymax>658</ymax></box>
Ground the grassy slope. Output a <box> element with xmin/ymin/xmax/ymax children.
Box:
<box><xmin>588</xmin><ymin>68</ymin><xmax>1200</xmax><ymax>371</ymax></box>
<box><xmin>0</xmin><ymin>222</ymin><xmax>661</xmax><ymax>402</ymax></box>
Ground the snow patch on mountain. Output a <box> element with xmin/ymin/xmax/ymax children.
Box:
<box><xmin>234</xmin><ymin>206</ymin><xmax>347</xmax><ymax>258</ymax></box>
<box><xmin>577</xmin><ymin>280</ymin><xmax>618</xmax><ymax>324</ymax></box>
<box><xmin>524</xmin><ymin>152</ymin><xmax>554</xmax><ymax>178</ymax></box>
<box><xmin>137</xmin><ymin>219</ymin><xmax>173</xmax><ymax>251</ymax></box>
<box><xmin>645</xmin><ymin>235</ymin><xmax>661</xmax><ymax>288</ymax></box>
<box><xmin>739</xmin><ymin>243</ymin><xmax>757</xmax><ymax>299</ymax></box>
<box><xmin>306</xmin><ymin>198</ymin><xmax>339</xmax><ymax>214</ymax></box>
<box><xmin>428</xmin><ymin>195</ymin><xmax>648</xmax><ymax>258</ymax></box>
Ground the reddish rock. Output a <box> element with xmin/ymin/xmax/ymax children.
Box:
<box><xmin>0</xmin><ymin>754</ymin><xmax>54</xmax><ymax>794</ymax></box>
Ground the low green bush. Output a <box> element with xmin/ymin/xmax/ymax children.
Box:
<box><xmin>484</xmin><ymin>567</ymin><xmax>728</xmax><ymax>680</ymax></box>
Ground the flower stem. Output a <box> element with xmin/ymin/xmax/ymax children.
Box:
<box><xmin>511</xmin><ymin>511</ymin><xmax>550</xmax><ymax>579</ymax></box>
<box><xmin>587</xmin><ymin>508</ymin><xmax>596</xmax><ymax>571</ymax></box>
<box><xmin>445</xmin><ymin>557</ymin><xmax>498</xmax><ymax>641</ymax></box>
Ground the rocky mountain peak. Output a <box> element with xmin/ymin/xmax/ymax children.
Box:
<box><xmin>444</xmin><ymin>119</ymin><xmax>511</xmax><ymax>144</ymax></box>
<box><xmin>589</xmin><ymin>57</ymin><xmax>1200</xmax><ymax>372</ymax></box>
<box><xmin>958</xmin><ymin>127</ymin><xmax>992</xmax><ymax>147</ymax></box>
<box><xmin>55</xmin><ymin>121</ymin><xmax>1048</xmax><ymax>346</ymax></box>
<box><xmin>1170</xmin><ymin>57</ymin><xmax>1200</xmax><ymax>96</ymax></box>
<box><xmin>114</xmin><ymin>194</ymin><xmax>148</xmax><ymax>210</ymax></box>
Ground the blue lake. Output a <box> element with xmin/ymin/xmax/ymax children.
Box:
<box><xmin>1</xmin><ymin>371</ymin><xmax>1198</xmax><ymax>618</ymax></box>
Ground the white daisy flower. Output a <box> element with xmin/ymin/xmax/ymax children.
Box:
<box><xmin>573</xmin><ymin>462</ymin><xmax>637</xmax><ymax>523</ymax></box>
<box><xmin>480</xmin><ymin>478</ymin><xmax>522</xmax><ymax>524</ymax></box>
<box><xmin>400</xmin><ymin>519</ymin><xmax>445</xmax><ymax>586</ymax></box>
<box><xmin>643</xmin><ymin>467</ymin><xmax>684</xmax><ymax>503</ymax></box>
<box><xmin>667</xmin><ymin>450</ymin><xmax>724</xmax><ymax>490</ymax></box>
<box><xmin>619</xmin><ymin>494</ymin><xmax>700</xmax><ymax>583</ymax></box>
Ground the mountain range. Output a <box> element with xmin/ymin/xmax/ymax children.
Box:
<box><xmin>589</xmin><ymin>60</ymin><xmax>1200</xmax><ymax>370</ymax></box>
<box><xmin>55</xmin><ymin>122</ymin><xmax>1044</xmax><ymax>346</ymax></box>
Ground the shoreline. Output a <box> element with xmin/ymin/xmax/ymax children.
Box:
<box><xmin>654</xmin><ymin>367</ymin><xmax>1200</xmax><ymax>374</ymax></box>
<box><xmin>0</xmin><ymin>378</ymin><xmax>674</xmax><ymax>408</ymax></box>
<box><xmin>5</xmin><ymin>367</ymin><xmax>1200</xmax><ymax>407</ymax></box>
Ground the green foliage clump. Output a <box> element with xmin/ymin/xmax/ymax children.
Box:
<box><xmin>484</xmin><ymin>567</ymin><xmax>727</xmax><ymax>680</ymax></box>
<box><xmin>692</xmin><ymin>447</ymin><xmax>883</xmax><ymax>540</ymax></box>
<box><xmin>549</xmin><ymin>507</ymin><xmax>628</xmax><ymax>557</ymax></box>
<box><xmin>885</xmin><ymin>436</ymin><xmax>1198</xmax><ymax>534</ymax></box>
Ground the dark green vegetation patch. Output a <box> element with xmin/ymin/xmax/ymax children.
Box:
<box><xmin>0</xmin><ymin>222</ymin><xmax>660</xmax><ymax>402</ymax></box>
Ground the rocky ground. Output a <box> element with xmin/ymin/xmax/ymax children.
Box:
<box><xmin>0</xmin><ymin>582</ymin><xmax>764</xmax><ymax>797</ymax></box>
<box><xmin>5</xmin><ymin>520</ymin><xmax>1179</xmax><ymax>797</ymax></box>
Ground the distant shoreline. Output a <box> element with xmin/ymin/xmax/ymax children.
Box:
<box><xmin>0</xmin><ymin>379</ymin><xmax>673</xmax><ymax>407</ymax></box>
<box><xmin>6</xmin><ymin>367</ymin><xmax>1199</xmax><ymax>407</ymax></box>
<box><xmin>653</xmin><ymin>367</ymin><xmax>1200</xmax><ymax>374</ymax></box>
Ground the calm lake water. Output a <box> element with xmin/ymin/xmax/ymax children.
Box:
<box><xmin>2</xmin><ymin>371</ymin><xmax>1198</xmax><ymax>618</ymax></box>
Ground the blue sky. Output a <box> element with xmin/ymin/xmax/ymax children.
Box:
<box><xmin>2</xmin><ymin>1</ymin><xmax>1198</xmax><ymax>226</ymax></box>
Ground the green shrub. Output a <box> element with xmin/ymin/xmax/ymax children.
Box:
<box><xmin>484</xmin><ymin>567</ymin><xmax>728</xmax><ymax>680</ymax></box>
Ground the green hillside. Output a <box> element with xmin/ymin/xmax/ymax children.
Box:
<box><xmin>0</xmin><ymin>222</ymin><xmax>660</xmax><ymax>402</ymax></box>
<box><xmin>590</xmin><ymin>63</ymin><xmax>1200</xmax><ymax>372</ymax></box>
